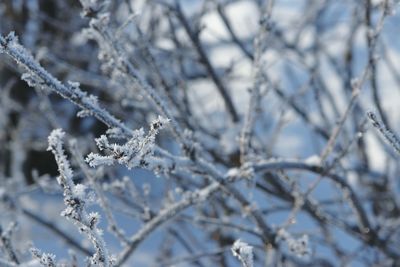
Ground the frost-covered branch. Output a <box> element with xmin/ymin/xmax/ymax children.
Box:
<box><xmin>86</xmin><ymin>116</ymin><xmax>170</xmax><ymax>172</ymax></box>
<box><xmin>367</xmin><ymin>111</ymin><xmax>400</xmax><ymax>155</ymax></box>
<box><xmin>30</xmin><ymin>248</ymin><xmax>56</xmax><ymax>267</ymax></box>
<box><xmin>115</xmin><ymin>166</ymin><xmax>256</xmax><ymax>266</ymax></box>
<box><xmin>0</xmin><ymin>32</ymin><xmax>133</xmax><ymax>138</ymax></box>
<box><xmin>70</xmin><ymin>139</ymin><xmax>128</xmax><ymax>244</ymax></box>
<box><xmin>47</xmin><ymin>129</ymin><xmax>111</xmax><ymax>267</ymax></box>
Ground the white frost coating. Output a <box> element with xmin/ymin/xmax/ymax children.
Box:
<box><xmin>21</xmin><ymin>72</ymin><xmax>37</xmax><ymax>87</ymax></box>
<box><xmin>47</xmin><ymin>129</ymin><xmax>74</xmax><ymax>185</ymax></box>
<box><xmin>30</xmin><ymin>247</ymin><xmax>57</xmax><ymax>267</ymax></box>
<box><xmin>347</xmin><ymin>171</ymin><xmax>359</xmax><ymax>188</ymax></box>
<box><xmin>231</xmin><ymin>239</ymin><xmax>254</xmax><ymax>267</ymax></box>
<box><xmin>86</xmin><ymin>153</ymin><xmax>115</xmax><ymax>167</ymax></box>
<box><xmin>86</xmin><ymin>116</ymin><xmax>170</xmax><ymax>170</ymax></box>
<box><xmin>0</xmin><ymin>31</ymin><xmax>134</xmax><ymax>138</ymax></box>
<box><xmin>105</xmin><ymin>127</ymin><xmax>124</xmax><ymax>138</ymax></box>
<box><xmin>367</xmin><ymin>111</ymin><xmax>400</xmax><ymax>155</ymax></box>
<box><xmin>47</xmin><ymin>129</ymin><xmax>111</xmax><ymax>267</ymax></box>
<box><xmin>304</xmin><ymin>155</ymin><xmax>321</xmax><ymax>165</ymax></box>
<box><xmin>287</xmin><ymin>235</ymin><xmax>310</xmax><ymax>257</ymax></box>
<box><xmin>226</xmin><ymin>167</ymin><xmax>240</xmax><ymax>178</ymax></box>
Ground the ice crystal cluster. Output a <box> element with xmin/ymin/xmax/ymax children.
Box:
<box><xmin>86</xmin><ymin>116</ymin><xmax>169</xmax><ymax>170</ymax></box>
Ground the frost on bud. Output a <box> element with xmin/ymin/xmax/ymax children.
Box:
<box><xmin>287</xmin><ymin>235</ymin><xmax>310</xmax><ymax>257</ymax></box>
<box><xmin>21</xmin><ymin>72</ymin><xmax>38</xmax><ymax>87</ymax></box>
<box><xmin>31</xmin><ymin>248</ymin><xmax>57</xmax><ymax>267</ymax></box>
<box><xmin>95</xmin><ymin>135</ymin><xmax>110</xmax><ymax>151</ymax></box>
<box><xmin>47</xmin><ymin>128</ymin><xmax>65</xmax><ymax>151</ymax></box>
<box><xmin>77</xmin><ymin>109</ymin><xmax>92</xmax><ymax>118</ymax></box>
<box><xmin>0</xmin><ymin>32</ymin><xmax>18</xmax><ymax>53</ymax></box>
<box><xmin>277</xmin><ymin>229</ymin><xmax>310</xmax><ymax>258</ymax></box>
<box><xmin>80</xmin><ymin>0</ymin><xmax>110</xmax><ymax>18</ymax></box>
<box><xmin>367</xmin><ymin>111</ymin><xmax>379</xmax><ymax>128</ymax></box>
<box><xmin>86</xmin><ymin>94</ymin><xmax>99</xmax><ymax>107</ymax></box>
<box><xmin>88</xmin><ymin>212</ymin><xmax>100</xmax><ymax>229</ymax></box>
<box><xmin>47</xmin><ymin>129</ymin><xmax>74</xmax><ymax>182</ymax></box>
<box><xmin>151</xmin><ymin>115</ymin><xmax>170</xmax><ymax>132</ymax></box>
<box><xmin>231</xmin><ymin>239</ymin><xmax>254</xmax><ymax>267</ymax></box>
<box><xmin>67</xmin><ymin>81</ymin><xmax>80</xmax><ymax>89</ymax></box>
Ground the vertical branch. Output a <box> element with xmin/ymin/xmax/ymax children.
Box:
<box><xmin>365</xmin><ymin>0</ymin><xmax>390</xmax><ymax>127</ymax></box>
<box><xmin>69</xmin><ymin>140</ymin><xmax>129</xmax><ymax>245</ymax></box>
<box><xmin>319</xmin><ymin>78</ymin><xmax>360</xmax><ymax>162</ymax></box>
<box><xmin>239</xmin><ymin>3</ymin><xmax>273</xmax><ymax>164</ymax></box>
<box><xmin>216</xmin><ymin>3</ymin><xmax>254</xmax><ymax>60</ymax></box>
<box><xmin>47</xmin><ymin>129</ymin><xmax>111</xmax><ymax>267</ymax></box>
<box><xmin>173</xmin><ymin>3</ymin><xmax>239</xmax><ymax>123</ymax></box>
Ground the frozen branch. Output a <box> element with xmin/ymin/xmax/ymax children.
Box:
<box><xmin>367</xmin><ymin>111</ymin><xmax>400</xmax><ymax>155</ymax></box>
<box><xmin>30</xmin><ymin>248</ymin><xmax>56</xmax><ymax>267</ymax></box>
<box><xmin>0</xmin><ymin>32</ymin><xmax>133</xmax><ymax>138</ymax></box>
<box><xmin>47</xmin><ymin>129</ymin><xmax>111</xmax><ymax>267</ymax></box>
